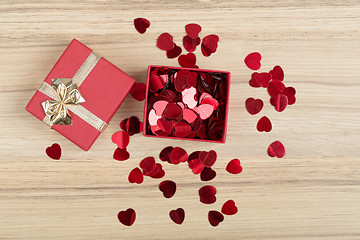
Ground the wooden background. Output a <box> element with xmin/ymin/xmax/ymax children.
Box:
<box><xmin>1</xmin><ymin>1</ymin><xmax>360</xmax><ymax>239</ymax></box>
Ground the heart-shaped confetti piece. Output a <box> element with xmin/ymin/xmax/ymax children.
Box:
<box><xmin>173</xmin><ymin>122</ymin><xmax>192</xmax><ymax>138</ymax></box>
<box><xmin>157</xmin><ymin>118</ymin><xmax>174</xmax><ymax>133</ymax></box>
<box><xmin>113</xmin><ymin>148</ymin><xmax>130</xmax><ymax>161</ymax></box>
<box><xmin>244</xmin><ymin>52</ymin><xmax>261</xmax><ymax>70</ymax></box>
<box><xmin>128</xmin><ymin>167</ymin><xmax>144</xmax><ymax>184</ymax></box>
<box><xmin>200</xmin><ymin>167</ymin><xmax>216</xmax><ymax>181</ymax></box>
<box><xmin>130</xmin><ymin>83</ymin><xmax>146</xmax><ymax>101</ymax></box>
<box><xmin>256</xmin><ymin>116</ymin><xmax>272</xmax><ymax>132</ymax></box>
<box><xmin>140</xmin><ymin>157</ymin><xmax>156</xmax><ymax>172</ymax></box>
<box><xmin>156</xmin><ymin>33</ymin><xmax>174</xmax><ymax>51</ymax></box>
<box><xmin>249</xmin><ymin>72</ymin><xmax>261</xmax><ymax>88</ymax></box>
<box><xmin>268</xmin><ymin>141</ymin><xmax>285</xmax><ymax>158</ymax></box>
<box><xmin>208</xmin><ymin>210</ymin><xmax>224</xmax><ymax>227</ymax></box>
<box><xmin>255</xmin><ymin>72</ymin><xmax>272</xmax><ymax>87</ymax></box>
<box><xmin>245</xmin><ymin>98</ymin><xmax>263</xmax><ymax>115</ymax></box>
<box><xmin>185</xmin><ymin>23</ymin><xmax>202</xmax><ymax>39</ymax></box>
<box><xmin>178</xmin><ymin>53</ymin><xmax>196</xmax><ymax>68</ymax></box>
<box><xmin>134</xmin><ymin>18</ymin><xmax>150</xmax><ymax>34</ymax></box>
<box><xmin>46</xmin><ymin>143</ymin><xmax>61</xmax><ymax>160</ymax></box>
<box><xmin>269</xmin><ymin>65</ymin><xmax>284</xmax><ymax>81</ymax></box>
<box><xmin>159</xmin><ymin>146</ymin><xmax>174</xmax><ymax>162</ymax></box>
<box><xmin>199</xmin><ymin>185</ymin><xmax>217</xmax><ymax>204</ymax></box>
<box><xmin>199</xmin><ymin>150</ymin><xmax>217</xmax><ymax>167</ymax></box>
<box><xmin>166</xmin><ymin>44</ymin><xmax>182</xmax><ymax>59</ymax></box>
<box><xmin>202</xmin><ymin>34</ymin><xmax>219</xmax><ymax>54</ymax></box>
<box><xmin>150</xmin><ymin>70</ymin><xmax>167</xmax><ymax>92</ymax></box>
<box><xmin>117</xmin><ymin>208</ymin><xmax>136</xmax><ymax>226</ymax></box>
<box><xmin>188</xmin><ymin>158</ymin><xmax>204</xmax><ymax>174</ymax></box>
<box><xmin>164</xmin><ymin>103</ymin><xmax>183</xmax><ymax>120</ymax></box>
<box><xmin>226</xmin><ymin>159</ymin><xmax>243</xmax><ymax>174</ymax></box>
<box><xmin>272</xmin><ymin>94</ymin><xmax>288</xmax><ymax>112</ymax></box>
<box><xmin>267</xmin><ymin>80</ymin><xmax>285</xmax><ymax>98</ymax></box>
<box><xmin>153</xmin><ymin>100</ymin><xmax>168</xmax><ymax>116</ymax></box>
<box><xmin>150</xmin><ymin>163</ymin><xmax>165</xmax><ymax>179</ymax></box>
<box><xmin>159</xmin><ymin>180</ymin><xmax>176</xmax><ymax>198</ymax></box>
<box><xmin>111</xmin><ymin>131</ymin><xmax>130</xmax><ymax>149</ymax></box>
<box><xmin>169</xmin><ymin>208</ymin><xmax>185</xmax><ymax>225</ymax></box>
<box><xmin>122</xmin><ymin>116</ymin><xmax>142</xmax><ymax>136</ymax></box>
<box><xmin>183</xmin><ymin>109</ymin><xmax>197</xmax><ymax>123</ymax></box>
<box><xmin>221</xmin><ymin>200</ymin><xmax>238</xmax><ymax>215</ymax></box>
<box><xmin>183</xmin><ymin>35</ymin><xmax>201</xmax><ymax>53</ymax></box>
<box><xmin>148</xmin><ymin>109</ymin><xmax>161</xmax><ymax>126</ymax></box>
<box><xmin>170</xmin><ymin>147</ymin><xmax>188</xmax><ymax>164</ymax></box>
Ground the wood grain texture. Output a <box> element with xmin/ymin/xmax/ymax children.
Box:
<box><xmin>1</xmin><ymin>0</ymin><xmax>360</xmax><ymax>239</ymax></box>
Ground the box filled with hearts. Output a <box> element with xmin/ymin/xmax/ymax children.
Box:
<box><xmin>26</xmin><ymin>39</ymin><xmax>135</xmax><ymax>151</ymax></box>
<box><xmin>143</xmin><ymin>65</ymin><xmax>230</xmax><ymax>143</ymax></box>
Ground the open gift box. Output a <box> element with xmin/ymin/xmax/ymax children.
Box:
<box><xmin>143</xmin><ymin>65</ymin><xmax>231</xmax><ymax>143</ymax></box>
<box><xmin>26</xmin><ymin>39</ymin><xmax>135</xmax><ymax>151</ymax></box>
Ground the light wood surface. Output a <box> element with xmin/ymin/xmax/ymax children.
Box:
<box><xmin>1</xmin><ymin>1</ymin><xmax>360</xmax><ymax>239</ymax></box>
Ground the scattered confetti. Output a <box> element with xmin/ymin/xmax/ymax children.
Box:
<box><xmin>199</xmin><ymin>150</ymin><xmax>217</xmax><ymax>167</ymax></box>
<box><xmin>113</xmin><ymin>147</ymin><xmax>130</xmax><ymax>161</ymax></box>
<box><xmin>157</xmin><ymin>33</ymin><xmax>174</xmax><ymax>51</ymax></box>
<box><xmin>256</xmin><ymin>116</ymin><xmax>272</xmax><ymax>132</ymax></box>
<box><xmin>200</xmin><ymin>167</ymin><xmax>216</xmax><ymax>181</ymax></box>
<box><xmin>159</xmin><ymin>180</ymin><xmax>177</xmax><ymax>198</ymax></box>
<box><xmin>183</xmin><ymin>35</ymin><xmax>201</xmax><ymax>52</ymax></box>
<box><xmin>201</xmin><ymin>34</ymin><xmax>219</xmax><ymax>57</ymax></box>
<box><xmin>128</xmin><ymin>167</ymin><xmax>144</xmax><ymax>184</ymax></box>
<box><xmin>226</xmin><ymin>159</ymin><xmax>242</xmax><ymax>174</ymax></box>
<box><xmin>120</xmin><ymin>116</ymin><xmax>143</xmax><ymax>136</ymax></box>
<box><xmin>208</xmin><ymin>210</ymin><xmax>224</xmax><ymax>227</ymax></box>
<box><xmin>244</xmin><ymin>52</ymin><xmax>261</xmax><ymax>70</ymax></box>
<box><xmin>111</xmin><ymin>131</ymin><xmax>130</xmax><ymax>149</ymax></box>
<box><xmin>185</xmin><ymin>23</ymin><xmax>202</xmax><ymax>39</ymax></box>
<box><xmin>45</xmin><ymin>143</ymin><xmax>61</xmax><ymax>160</ymax></box>
<box><xmin>130</xmin><ymin>83</ymin><xmax>146</xmax><ymax>101</ymax></box>
<box><xmin>221</xmin><ymin>200</ymin><xmax>238</xmax><ymax>215</ymax></box>
<box><xmin>169</xmin><ymin>208</ymin><xmax>185</xmax><ymax>225</ymax></box>
<box><xmin>134</xmin><ymin>18</ymin><xmax>150</xmax><ymax>34</ymax></box>
<box><xmin>166</xmin><ymin>44</ymin><xmax>182</xmax><ymax>59</ymax></box>
<box><xmin>117</xmin><ymin>208</ymin><xmax>136</xmax><ymax>226</ymax></box>
<box><xmin>178</xmin><ymin>53</ymin><xmax>197</xmax><ymax>68</ymax></box>
<box><xmin>170</xmin><ymin>147</ymin><xmax>188</xmax><ymax>164</ymax></box>
<box><xmin>199</xmin><ymin>185</ymin><xmax>217</xmax><ymax>204</ymax></box>
<box><xmin>245</xmin><ymin>98</ymin><xmax>263</xmax><ymax>115</ymax></box>
<box><xmin>268</xmin><ymin>141</ymin><xmax>286</xmax><ymax>158</ymax></box>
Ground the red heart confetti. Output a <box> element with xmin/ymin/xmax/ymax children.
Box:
<box><xmin>244</xmin><ymin>52</ymin><xmax>261</xmax><ymax>70</ymax></box>
<box><xmin>140</xmin><ymin>156</ymin><xmax>156</xmax><ymax>172</ymax></box>
<box><xmin>111</xmin><ymin>131</ymin><xmax>130</xmax><ymax>149</ymax></box>
<box><xmin>164</xmin><ymin>103</ymin><xmax>183</xmax><ymax>120</ymax></box>
<box><xmin>268</xmin><ymin>141</ymin><xmax>286</xmax><ymax>158</ymax></box>
<box><xmin>134</xmin><ymin>18</ymin><xmax>150</xmax><ymax>34</ymax></box>
<box><xmin>128</xmin><ymin>167</ymin><xmax>144</xmax><ymax>184</ymax></box>
<box><xmin>159</xmin><ymin>146</ymin><xmax>174</xmax><ymax>163</ymax></box>
<box><xmin>183</xmin><ymin>35</ymin><xmax>201</xmax><ymax>53</ymax></box>
<box><xmin>120</xmin><ymin>116</ymin><xmax>143</xmax><ymax>136</ymax></box>
<box><xmin>159</xmin><ymin>180</ymin><xmax>177</xmax><ymax>198</ymax></box>
<box><xmin>169</xmin><ymin>208</ymin><xmax>185</xmax><ymax>225</ymax></box>
<box><xmin>221</xmin><ymin>200</ymin><xmax>238</xmax><ymax>215</ymax></box>
<box><xmin>166</xmin><ymin>44</ymin><xmax>182</xmax><ymax>59</ymax></box>
<box><xmin>208</xmin><ymin>210</ymin><xmax>224</xmax><ymax>227</ymax></box>
<box><xmin>117</xmin><ymin>208</ymin><xmax>136</xmax><ymax>226</ymax></box>
<box><xmin>249</xmin><ymin>72</ymin><xmax>261</xmax><ymax>88</ymax></box>
<box><xmin>188</xmin><ymin>158</ymin><xmax>205</xmax><ymax>174</ymax></box>
<box><xmin>150</xmin><ymin>163</ymin><xmax>165</xmax><ymax>179</ymax></box>
<box><xmin>199</xmin><ymin>150</ymin><xmax>217</xmax><ymax>167</ymax></box>
<box><xmin>202</xmin><ymin>34</ymin><xmax>219</xmax><ymax>56</ymax></box>
<box><xmin>113</xmin><ymin>148</ymin><xmax>130</xmax><ymax>161</ymax></box>
<box><xmin>170</xmin><ymin>147</ymin><xmax>188</xmax><ymax>164</ymax></box>
<box><xmin>173</xmin><ymin>122</ymin><xmax>192</xmax><ymax>138</ymax></box>
<box><xmin>226</xmin><ymin>159</ymin><xmax>243</xmax><ymax>174</ymax></box>
<box><xmin>178</xmin><ymin>53</ymin><xmax>196</xmax><ymax>68</ymax></box>
<box><xmin>269</xmin><ymin>65</ymin><xmax>284</xmax><ymax>81</ymax></box>
<box><xmin>255</xmin><ymin>72</ymin><xmax>272</xmax><ymax>88</ymax></box>
<box><xmin>245</xmin><ymin>98</ymin><xmax>263</xmax><ymax>115</ymax></box>
<box><xmin>156</xmin><ymin>33</ymin><xmax>174</xmax><ymax>51</ymax></box>
<box><xmin>185</xmin><ymin>23</ymin><xmax>202</xmax><ymax>39</ymax></box>
<box><xmin>272</xmin><ymin>93</ymin><xmax>288</xmax><ymax>112</ymax></box>
<box><xmin>199</xmin><ymin>185</ymin><xmax>217</xmax><ymax>204</ymax></box>
<box><xmin>267</xmin><ymin>80</ymin><xmax>285</xmax><ymax>98</ymax></box>
<box><xmin>256</xmin><ymin>116</ymin><xmax>272</xmax><ymax>132</ymax></box>
<box><xmin>45</xmin><ymin>143</ymin><xmax>61</xmax><ymax>160</ymax></box>
<box><xmin>130</xmin><ymin>83</ymin><xmax>146</xmax><ymax>101</ymax></box>
<box><xmin>200</xmin><ymin>167</ymin><xmax>216</xmax><ymax>181</ymax></box>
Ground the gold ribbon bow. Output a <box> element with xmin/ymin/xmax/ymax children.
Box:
<box><xmin>41</xmin><ymin>78</ymin><xmax>85</xmax><ymax>125</ymax></box>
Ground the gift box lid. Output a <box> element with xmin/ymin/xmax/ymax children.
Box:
<box><xmin>26</xmin><ymin>39</ymin><xmax>135</xmax><ymax>151</ymax></box>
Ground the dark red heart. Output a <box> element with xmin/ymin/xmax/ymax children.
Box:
<box><xmin>226</xmin><ymin>159</ymin><xmax>243</xmax><ymax>174</ymax></box>
<box><xmin>199</xmin><ymin>185</ymin><xmax>217</xmax><ymax>204</ymax></box>
<box><xmin>128</xmin><ymin>167</ymin><xmax>144</xmax><ymax>184</ymax></box>
<box><xmin>178</xmin><ymin>53</ymin><xmax>196</xmax><ymax>68</ymax></box>
<box><xmin>221</xmin><ymin>200</ymin><xmax>238</xmax><ymax>215</ymax></box>
<box><xmin>185</xmin><ymin>23</ymin><xmax>202</xmax><ymax>39</ymax></box>
<box><xmin>199</xmin><ymin>150</ymin><xmax>217</xmax><ymax>167</ymax></box>
<box><xmin>183</xmin><ymin>35</ymin><xmax>201</xmax><ymax>52</ymax></box>
<box><xmin>169</xmin><ymin>208</ymin><xmax>185</xmax><ymax>225</ymax></box>
<box><xmin>133</xmin><ymin>18</ymin><xmax>150</xmax><ymax>34</ymax></box>
<box><xmin>159</xmin><ymin>146</ymin><xmax>174</xmax><ymax>162</ymax></box>
<box><xmin>173</xmin><ymin>122</ymin><xmax>192</xmax><ymax>138</ymax></box>
<box><xmin>271</xmin><ymin>94</ymin><xmax>288</xmax><ymax>112</ymax></box>
<box><xmin>156</xmin><ymin>33</ymin><xmax>174</xmax><ymax>51</ymax></box>
<box><xmin>245</xmin><ymin>98</ymin><xmax>263</xmax><ymax>115</ymax></box>
<box><xmin>200</xmin><ymin>167</ymin><xmax>216</xmax><ymax>181</ymax></box>
<box><xmin>113</xmin><ymin>148</ymin><xmax>130</xmax><ymax>161</ymax></box>
<box><xmin>188</xmin><ymin>158</ymin><xmax>204</xmax><ymax>174</ymax></box>
<box><xmin>249</xmin><ymin>72</ymin><xmax>260</xmax><ymax>88</ymax></box>
<box><xmin>208</xmin><ymin>210</ymin><xmax>224</xmax><ymax>227</ymax></box>
<box><xmin>117</xmin><ymin>208</ymin><xmax>136</xmax><ymax>226</ymax></box>
<box><xmin>256</xmin><ymin>116</ymin><xmax>272</xmax><ymax>132</ymax></box>
<box><xmin>140</xmin><ymin>157</ymin><xmax>156</xmax><ymax>172</ymax></box>
<box><xmin>166</xmin><ymin>44</ymin><xmax>182</xmax><ymax>59</ymax></box>
<box><xmin>255</xmin><ymin>72</ymin><xmax>272</xmax><ymax>87</ymax></box>
<box><xmin>244</xmin><ymin>52</ymin><xmax>261</xmax><ymax>70</ymax></box>
<box><xmin>267</xmin><ymin>80</ymin><xmax>285</xmax><ymax>97</ymax></box>
<box><xmin>164</xmin><ymin>103</ymin><xmax>183</xmax><ymax>120</ymax></box>
<box><xmin>159</xmin><ymin>180</ymin><xmax>176</xmax><ymax>198</ymax></box>
<box><xmin>130</xmin><ymin>83</ymin><xmax>146</xmax><ymax>101</ymax></box>
<box><xmin>202</xmin><ymin>34</ymin><xmax>219</xmax><ymax>53</ymax></box>
<box><xmin>46</xmin><ymin>143</ymin><xmax>61</xmax><ymax>160</ymax></box>
<box><xmin>169</xmin><ymin>147</ymin><xmax>188</xmax><ymax>164</ymax></box>
<box><xmin>268</xmin><ymin>141</ymin><xmax>286</xmax><ymax>158</ymax></box>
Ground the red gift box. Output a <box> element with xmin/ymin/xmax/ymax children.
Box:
<box><xmin>143</xmin><ymin>65</ymin><xmax>230</xmax><ymax>143</ymax></box>
<box><xmin>26</xmin><ymin>39</ymin><xmax>135</xmax><ymax>151</ymax></box>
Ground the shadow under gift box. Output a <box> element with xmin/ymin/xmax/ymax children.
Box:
<box><xmin>143</xmin><ymin>65</ymin><xmax>231</xmax><ymax>143</ymax></box>
<box><xmin>26</xmin><ymin>39</ymin><xmax>135</xmax><ymax>151</ymax></box>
